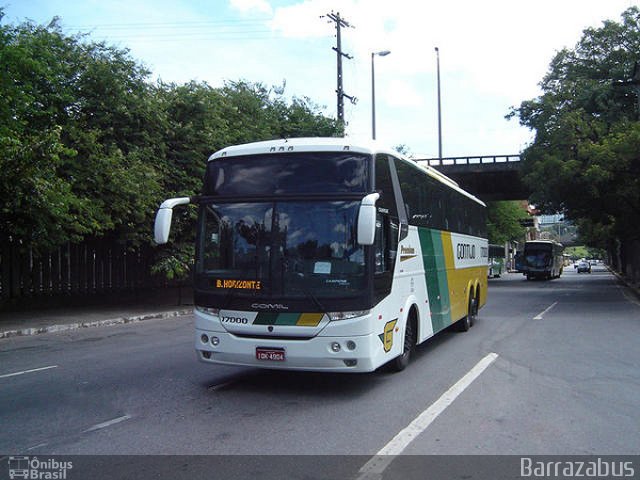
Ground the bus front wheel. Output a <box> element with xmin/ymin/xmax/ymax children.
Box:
<box><xmin>391</xmin><ymin>313</ymin><xmax>417</xmax><ymax>372</ymax></box>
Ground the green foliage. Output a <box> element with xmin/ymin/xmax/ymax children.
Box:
<box><xmin>0</xmin><ymin>16</ymin><xmax>163</xmax><ymax>251</ymax></box>
<box><xmin>565</xmin><ymin>245</ymin><xmax>605</xmax><ymax>260</ymax></box>
<box><xmin>151</xmin><ymin>243</ymin><xmax>195</xmax><ymax>280</ymax></box>
<box><xmin>394</xmin><ymin>144</ymin><xmax>412</xmax><ymax>157</ymax></box>
<box><xmin>0</xmin><ymin>12</ymin><xmax>343</xmax><ymax>278</ymax></box>
<box><xmin>510</xmin><ymin>6</ymin><xmax>640</xmax><ymax>246</ymax></box>
<box><xmin>486</xmin><ymin>201</ymin><xmax>528</xmax><ymax>244</ymax></box>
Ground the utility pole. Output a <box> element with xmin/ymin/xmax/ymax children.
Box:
<box><xmin>324</xmin><ymin>12</ymin><xmax>355</xmax><ymax>125</ymax></box>
<box><xmin>371</xmin><ymin>50</ymin><xmax>391</xmax><ymax>140</ymax></box>
<box><xmin>435</xmin><ymin>47</ymin><xmax>443</xmax><ymax>159</ymax></box>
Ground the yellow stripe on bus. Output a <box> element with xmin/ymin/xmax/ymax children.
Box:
<box><xmin>440</xmin><ymin>231</ymin><xmax>486</xmax><ymax>324</ymax></box>
<box><xmin>296</xmin><ymin>313</ymin><xmax>324</xmax><ymax>326</ymax></box>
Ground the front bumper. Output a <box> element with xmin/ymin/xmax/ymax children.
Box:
<box><xmin>194</xmin><ymin>309</ymin><xmax>382</xmax><ymax>372</ymax></box>
<box><xmin>195</xmin><ymin>329</ymin><xmax>381</xmax><ymax>372</ymax></box>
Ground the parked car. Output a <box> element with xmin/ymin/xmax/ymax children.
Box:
<box><xmin>577</xmin><ymin>261</ymin><xmax>591</xmax><ymax>273</ymax></box>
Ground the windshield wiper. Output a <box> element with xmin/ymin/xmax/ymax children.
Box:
<box><xmin>281</xmin><ymin>257</ymin><xmax>328</xmax><ymax>314</ymax></box>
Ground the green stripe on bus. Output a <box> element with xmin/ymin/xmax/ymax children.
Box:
<box><xmin>253</xmin><ymin>312</ymin><xmax>279</xmax><ymax>325</ymax></box>
<box><xmin>253</xmin><ymin>312</ymin><xmax>312</xmax><ymax>326</ymax></box>
<box><xmin>276</xmin><ymin>313</ymin><xmax>302</xmax><ymax>326</ymax></box>
<box><xmin>419</xmin><ymin>228</ymin><xmax>451</xmax><ymax>332</ymax></box>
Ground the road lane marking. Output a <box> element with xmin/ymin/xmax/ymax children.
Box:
<box><xmin>357</xmin><ymin>352</ymin><xmax>499</xmax><ymax>478</ymax></box>
<box><xmin>533</xmin><ymin>302</ymin><xmax>558</xmax><ymax>320</ymax></box>
<box><xmin>26</xmin><ymin>443</ymin><xmax>48</xmax><ymax>451</ymax></box>
<box><xmin>208</xmin><ymin>380</ymin><xmax>238</xmax><ymax>392</ymax></box>
<box><xmin>83</xmin><ymin>415</ymin><xmax>131</xmax><ymax>433</ymax></box>
<box><xmin>0</xmin><ymin>365</ymin><xmax>58</xmax><ymax>379</ymax></box>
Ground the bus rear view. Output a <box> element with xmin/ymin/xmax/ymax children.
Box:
<box><xmin>523</xmin><ymin>240</ymin><xmax>564</xmax><ymax>280</ymax></box>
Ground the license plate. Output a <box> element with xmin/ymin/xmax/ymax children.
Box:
<box><xmin>256</xmin><ymin>347</ymin><xmax>286</xmax><ymax>362</ymax></box>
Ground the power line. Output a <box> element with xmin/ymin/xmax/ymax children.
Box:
<box><xmin>63</xmin><ymin>19</ymin><xmax>270</xmax><ymax>30</ymax></box>
<box><xmin>59</xmin><ymin>18</ymin><xmax>281</xmax><ymax>43</ymax></box>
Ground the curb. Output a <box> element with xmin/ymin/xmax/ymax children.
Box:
<box><xmin>607</xmin><ymin>266</ymin><xmax>640</xmax><ymax>301</ymax></box>
<box><xmin>0</xmin><ymin>308</ymin><xmax>193</xmax><ymax>339</ymax></box>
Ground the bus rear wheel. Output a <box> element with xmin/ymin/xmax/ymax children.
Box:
<box><xmin>469</xmin><ymin>296</ymin><xmax>478</xmax><ymax>326</ymax></box>
<box><xmin>458</xmin><ymin>296</ymin><xmax>476</xmax><ymax>332</ymax></box>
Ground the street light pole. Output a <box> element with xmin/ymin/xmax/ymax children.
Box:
<box><xmin>435</xmin><ymin>46</ymin><xmax>442</xmax><ymax>159</ymax></box>
<box><xmin>371</xmin><ymin>50</ymin><xmax>391</xmax><ymax>140</ymax></box>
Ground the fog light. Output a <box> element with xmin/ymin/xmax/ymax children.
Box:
<box><xmin>346</xmin><ymin>340</ymin><xmax>356</xmax><ymax>351</ymax></box>
<box><xmin>344</xmin><ymin>359</ymin><xmax>357</xmax><ymax>367</ymax></box>
<box><xmin>202</xmin><ymin>351</ymin><xmax>211</xmax><ymax>359</ymax></box>
<box><xmin>201</xmin><ymin>334</ymin><xmax>209</xmax><ymax>344</ymax></box>
<box><xmin>330</xmin><ymin>342</ymin><xmax>341</xmax><ymax>352</ymax></box>
<box><xmin>210</xmin><ymin>336</ymin><xmax>220</xmax><ymax>346</ymax></box>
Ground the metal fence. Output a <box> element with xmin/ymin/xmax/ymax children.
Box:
<box><xmin>0</xmin><ymin>239</ymin><xmax>166</xmax><ymax>307</ymax></box>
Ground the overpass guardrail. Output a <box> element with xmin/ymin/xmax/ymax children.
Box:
<box><xmin>419</xmin><ymin>155</ymin><xmax>521</xmax><ymax>167</ymax></box>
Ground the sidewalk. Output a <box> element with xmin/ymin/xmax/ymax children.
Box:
<box><xmin>0</xmin><ymin>293</ymin><xmax>193</xmax><ymax>339</ymax></box>
<box><xmin>608</xmin><ymin>266</ymin><xmax>640</xmax><ymax>301</ymax></box>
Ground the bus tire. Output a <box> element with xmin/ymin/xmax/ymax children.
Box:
<box><xmin>457</xmin><ymin>298</ymin><xmax>473</xmax><ymax>332</ymax></box>
<box><xmin>470</xmin><ymin>294</ymin><xmax>479</xmax><ymax>327</ymax></box>
<box><xmin>392</xmin><ymin>312</ymin><xmax>417</xmax><ymax>372</ymax></box>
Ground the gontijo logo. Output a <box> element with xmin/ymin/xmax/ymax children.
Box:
<box><xmin>450</xmin><ymin>234</ymin><xmax>488</xmax><ymax>269</ymax></box>
<box><xmin>8</xmin><ymin>456</ymin><xmax>73</xmax><ymax>479</ymax></box>
<box><xmin>456</xmin><ymin>243</ymin><xmax>476</xmax><ymax>260</ymax></box>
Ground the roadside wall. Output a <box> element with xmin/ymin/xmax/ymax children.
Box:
<box><xmin>611</xmin><ymin>237</ymin><xmax>640</xmax><ymax>286</ymax></box>
<box><xmin>0</xmin><ymin>239</ymin><xmax>190</xmax><ymax>310</ymax></box>
<box><xmin>622</xmin><ymin>238</ymin><xmax>640</xmax><ymax>285</ymax></box>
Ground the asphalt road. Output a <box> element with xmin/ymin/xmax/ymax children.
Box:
<box><xmin>1</xmin><ymin>265</ymin><xmax>639</xmax><ymax>478</ymax></box>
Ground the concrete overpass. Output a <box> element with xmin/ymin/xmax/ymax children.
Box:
<box><xmin>417</xmin><ymin>155</ymin><xmax>529</xmax><ymax>201</ymax></box>
<box><xmin>417</xmin><ymin>155</ymin><xmax>583</xmax><ymax>246</ymax></box>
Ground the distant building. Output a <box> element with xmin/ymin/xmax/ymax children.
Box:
<box><xmin>538</xmin><ymin>213</ymin><xmax>565</xmax><ymax>225</ymax></box>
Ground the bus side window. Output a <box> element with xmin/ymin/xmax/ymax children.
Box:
<box><xmin>388</xmin><ymin>217</ymin><xmax>399</xmax><ymax>270</ymax></box>
<box><xmin>375</xmin><ymin>213</ymin><xmax>399</xmax><ymax>274</ymax></box>
<box><xmin>375</xmin><ymin>214</ymin><xmax>386</xmax><ymax>274</ymax></box>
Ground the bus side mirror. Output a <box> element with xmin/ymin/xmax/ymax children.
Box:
<box><xmin>357</xmin><ymin>193</ymin><xmax>380</xmax><ymax>246</ymax></box>
<box><xmin>154</xmin><ymin>197</ymin><xmax>191</xmax><ymax>244</ymax></box>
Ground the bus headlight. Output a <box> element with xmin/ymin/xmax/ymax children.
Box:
<box><xmin>328</xmin><ymin>310</ymin><xmax>369</xmax><ymax>321</ymax></box>
<box><xmin>196</xmin><ymin>306</ymin><xmax>220</xmax><ymax>316</ymax></box>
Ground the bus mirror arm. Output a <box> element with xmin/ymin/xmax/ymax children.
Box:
<box><xmin>154</xmin><ymin>197</ymin><xmax>191</xmax><ymax>244</ymax></box>
<box><xmin>357</xmin><ymin>192</ymin><xmax>380</xmax><ymax>246</ymax></box>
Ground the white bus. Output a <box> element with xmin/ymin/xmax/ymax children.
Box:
<box><xmin>155</xmin><ymin>138</ymin><xmax>488</xmax><ymax>372</ymax></box>
<box><xmin>523</xmin><ymin>239</ymin><xmax>564</xmax><ymax>280</ymax></box>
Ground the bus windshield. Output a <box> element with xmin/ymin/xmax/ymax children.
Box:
<box><xmin>196</xmin><ymin>200</ymin><xmax>366</xmax><ymax>299</ymax></box>
<box><xmin>202</xmin><ymin>152</ymin><xmax>369</xmax><ymax>196</ymax></box>
<box><xmin>525</xmin><ymin>246</ymin><xmax>552</xmax><ymax>268</ymax></box>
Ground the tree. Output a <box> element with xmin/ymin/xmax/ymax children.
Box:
<box><xmin>486</xmin><ymin>201</ymin><xmax>528</xmax><ymax>245</ymax></box>
<box><xmin>0</xmin><ymin>14</ymin><xmax>164</xmax><ymax>252</ymax></box>
<box><xmin>0</xmin><ymin>12</ymin><xmax>343</xmax><ymax>284</ymax></box>
<box><xmin>509</xmin><ymin>7</ymin><xmax>640</xmax><ymax>258</ymax></box>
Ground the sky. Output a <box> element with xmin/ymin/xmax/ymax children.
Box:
<box><xmin>2</xmin><ymin>0</ymin><xmax>638</xmax><ymax>158</ymax></box>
